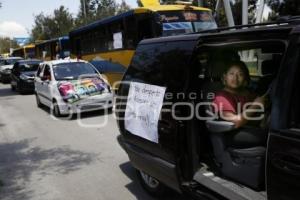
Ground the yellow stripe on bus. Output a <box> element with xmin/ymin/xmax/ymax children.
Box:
<box><xmin>72</xmin><ymin>50</ymin><xmax>135</xmax><ymax>89</ymax></box>
<box><xmin>81</xmin><ymin>50</ymin><xmax>135</xmax><ymax>67</ymax></box>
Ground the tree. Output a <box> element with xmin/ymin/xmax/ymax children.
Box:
<box><xmin>117</xmin><ymin>0</ymin><xmax>131</xmax><ymax>14</ymax></box>
<box><xmin>75</xmin><ymin>0</ymin><xmax>95</xmax><ymax>26</ymax></box>
<box><xmin>0</xmin><ymin>37</ymin><xmax>19</xmax><ymax>54</ymax></box>
<box><xmin>31</xmin><ymin>6</ymin><xmax>75</xmax><ymax>41</ymax></box>
<box><xmin>266</xmin><ymin>0</ymin><xmax>300</xmax><ymax>19</ymax></box>
<box><xmin>95</xmin><ymin>0</ymin><xmax>118</xmax><ymax>19</ymax></box>
<box><xmin>75</xmin><ymin>0</ymin><xmax>131</xmax><ymax>27</ymax></box>
<box><xmin>137</xmin><ymin>0</ymin><xmax>143</xmax><ymax>7</ymax></box>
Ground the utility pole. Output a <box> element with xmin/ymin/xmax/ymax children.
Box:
<box><xmin>197</xmin><ymin>0</ymin><xmax>203</xmax><ymax>7</ymax></box>
<box><xmin>82</xmin><ymin>0</ymin><xmax>87</xmax><ymax>21</ymax></box>
<box><xmin>242</xmin><ymin>0</ymin><xmax>248</xmax><ymax>25</ymax></box>
<box><xmin>223</xmin><ymin>0</ymin><xmax>235</xmax><ymax>27</ymax></box>
<box><xmin>255</xmin><ymin>0</ymin><xmax>265</xmax><ymax>23</ymax></box>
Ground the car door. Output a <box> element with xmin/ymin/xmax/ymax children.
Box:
<box><xmin>116</xmin><ymin>40</ymin><xmax>196</xmax><ymax>192</ymax></box>
<box><xmin>40</xmin><ymin>64</ymin><xmax>53</xmax><ymax>106</ymax></box>
<box><xmin>266</xmin><ymin>34</ymin><xmax>300</xmax><ymax>200</ymax></box>
<box><xmin>35</xmin><ymin>64</ymin><xmax>44</xmax><ymax>96</ymax></box>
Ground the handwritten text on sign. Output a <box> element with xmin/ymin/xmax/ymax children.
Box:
<box><xmin>125</xmin><ymin>82</ymin><xmax>166</xmax><ymax>143</ymax></box>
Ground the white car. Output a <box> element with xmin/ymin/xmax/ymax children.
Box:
<box><xmin>34</xmin><ymin>59</ymin><xmax>114</xmax><ymax>117</ymax></box>
<box><xmin>0</xmin><ymin>57</ymin><xmax>23</xmax><ymax>83</ymax></box>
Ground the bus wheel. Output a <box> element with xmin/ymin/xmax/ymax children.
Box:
<box><xmin>136</xmin><ymin>169</ymin><xmax>168</xmax><ymax>197</ymax></box>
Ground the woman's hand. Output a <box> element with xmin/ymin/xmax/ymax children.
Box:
<box><xmin>254</xmin><ymin>96</ymin><xmax>266</xmax><ymax>106</ymax></box>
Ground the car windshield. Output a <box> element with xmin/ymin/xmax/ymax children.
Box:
<box><xmin>53</xmin><ymin>62</ymin><xmax>98</xmax><ymax>80</ymax></box>
<box><xmin>20</xmin><ymin>63</ymin><xmax>40</xmax><ymax>72</ymax></box>
<box><xmin>0</xmin><ymin>59</ymin><xmax>21</xmax><ymax>65</ymax></box>
<box><xmin>159</xmin><ymin>10</ymin><xmax>217</xmax><ymax>36</ymax></box>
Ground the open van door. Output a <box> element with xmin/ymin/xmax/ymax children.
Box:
<box><xmin>266</xmin><ymin>36</ymin><xmax>300</xmax><ymax>200</ymax></box>
<box><xmin>116</xmin><ymin>40</ymin><xmax>197</xmax><ymax>194</ymax></box>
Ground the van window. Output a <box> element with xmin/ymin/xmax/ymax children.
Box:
<box><xmin>128</xmin><ymin>41</ymin><xmax>194</xmax><ymax>92</ymax></box>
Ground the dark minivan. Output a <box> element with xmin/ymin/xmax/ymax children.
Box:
<box><xmin>116</xmin><ymin>19</ymin><xmax>300</xmax><ymax>200</ymax></box>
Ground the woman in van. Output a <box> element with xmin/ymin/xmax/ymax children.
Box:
<box><xmin>212</xmin><ymin>60</ymin><xmax>268</xmax><ymax>147</ymax></box>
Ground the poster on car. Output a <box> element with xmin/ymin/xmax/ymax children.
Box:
<box><xmin>124</xmin><ymin>82</ymin><xmax>166</xmax><ymax>143</ymax></box>
<box><xmin>57</xmin><ymin>77</ymin><xmax>109</xmax><ymax>103</ymax></box>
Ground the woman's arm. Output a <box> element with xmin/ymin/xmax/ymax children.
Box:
<box><xmin>221</xmin><ymin>96</ymin><xmax>266</xmax><ymax>128</ymax></box>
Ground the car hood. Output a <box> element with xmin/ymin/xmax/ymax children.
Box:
<box><xmin>0</xmin><ymin>64</ymin><xmax>13</xmax><ymax>71</ymax></box>
<box><xmin>22</xmin><ymin>71</ymin><xmax>36</xmax><ymax>77</ymax></box>
<box><xmin>57</xmin><ymin>77</ymin><xmax>111</xmax><ymax>103</ymax></box>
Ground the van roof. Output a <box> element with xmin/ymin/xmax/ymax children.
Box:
<box><xmin>139</xmin><ymin>22</ymin><xmax>299</xmax><ymax>45</ymax></box>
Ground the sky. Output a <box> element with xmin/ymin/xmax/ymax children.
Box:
<box><xmin>0</xmin><ymin>0</ymin><xmax>138</xmax><ymax>38</ymax></box>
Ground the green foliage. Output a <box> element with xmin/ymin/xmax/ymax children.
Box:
<box><xmin>0</xmin><ymin>37</ymin><xmax>19</xmax><ymax>54</ymax></box>
<box><xmin>30</xmin><ymin>6</ymin><xmax>75</xmax><ymax>41</ymax></box>
<box><xmin>30</xmin><ymin>1</ymin><xmax>131</xmax><ymax>42</ymax></box>
<box><xmin>266</xmin><ymin>0</ymin><xmax>300</xmax><ymax>19</ymax></box>
<box><xmin>75</xmin><ymin>0</ymin><xmax>131</xmax><ymax>27</ymax></box>
<box><xmin>136</xmin><ymin>0</ymin><xmax>143</xmax><ymax>7</ymax></box>
<box><xmin>117</xmin><ymin>0</ymin><xmax>131</xmax><ymax>15</ymax></box>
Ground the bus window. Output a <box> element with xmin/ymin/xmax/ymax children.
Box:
<box><xmin>75</xmin><ymin>38</ymin><xmax>81</xmax><ymax>58</ymax></box>
<box><xmin>138</xmin><ymin>17</ymin><xmax>154</xmax><ymax>40</ymax></box>
<box><xmin>124</xmin><ymin>16</ymin><xmax>138</xmax><ymax>48</ymax></box>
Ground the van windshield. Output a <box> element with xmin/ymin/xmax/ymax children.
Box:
<box><xmin>53</xmin><ymin>62</ymin><xmax>98</xmax><ymax>80</ymax></box>
<box><xmin>158</xmin><ymin>10</ymin><xmax>217</xmax><ymax>36</ymax></box>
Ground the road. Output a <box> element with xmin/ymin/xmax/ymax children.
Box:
<box><xmin>0</xmin><ymin>83</ymin><xmax>183</xmax><ymax>200</ymax></box>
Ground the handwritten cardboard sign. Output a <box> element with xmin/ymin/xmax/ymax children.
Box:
<box><xmin>125</xmin><ymin>82</ymin><xmax>166</xmax><ymax>143</ymax></box>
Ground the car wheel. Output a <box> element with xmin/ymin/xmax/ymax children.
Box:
<box><xmin>16</xmin><ymin>82</ymin><xmax>21</xmax><ymax>93</ymax></box>
<box><xmin>136</xmin><ymin>170</ymin><xmax>168</xmax><ymax>197</ymax></box>
<box><xmin>52</xmin><ymin>101</ymin><xmax>62</xmax><ymax>117</ymax></box>
<box><xmin>11</xmin><ymin>84</ymin><xmax>15</xmax><ymax>91</ymax></box>
<box><xmin>35</xmin><ymin>93</ymin><xmax>42</xmax><ymax>108</ymax></box>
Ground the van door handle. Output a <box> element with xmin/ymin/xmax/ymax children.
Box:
<box><xmin>272</xmin><ymin>154</ymin><xmax>300</xmax><ymax>176</ymax></box>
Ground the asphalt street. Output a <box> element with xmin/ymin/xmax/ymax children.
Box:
<box><xmin>0</xmin><ymin>83</ymin><xmax>184</xmax><ymax>200</ymax></box>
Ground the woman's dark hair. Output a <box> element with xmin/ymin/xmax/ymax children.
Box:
<box><xmin>224</xmin><ymin>60</ymin><xmax>251</xmax><ymax>85</ymax></box>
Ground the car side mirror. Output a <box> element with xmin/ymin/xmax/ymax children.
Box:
<box><xmin>41</xmin><ymin>76</ymin><xmax>50</xmax><ymax>81</ymax></box>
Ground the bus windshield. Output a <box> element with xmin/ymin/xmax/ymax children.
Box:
<box><xmin>159</xmin><ymin>10</ymin><xmax>217</xmax><ymax>36</ymax></box>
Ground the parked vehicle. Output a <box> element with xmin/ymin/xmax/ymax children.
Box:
<box><xmin>10</xmin><ymin>59</ymin><xmax>42</xmax><ymax>93</ymax></box>
<box><xmin>34</xmin><ymin>59</ymin><xmax>113</xmax><ymax>117</ymax></box>
<box><xmin>116</xmin><ymin>18</ymin><xmax>300</xmax><ymax>200</ymax></box>
<box><xmin>0</xmin><ymin>57</ymin><xmax>23</xmax><ymax>83</ymax></box>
